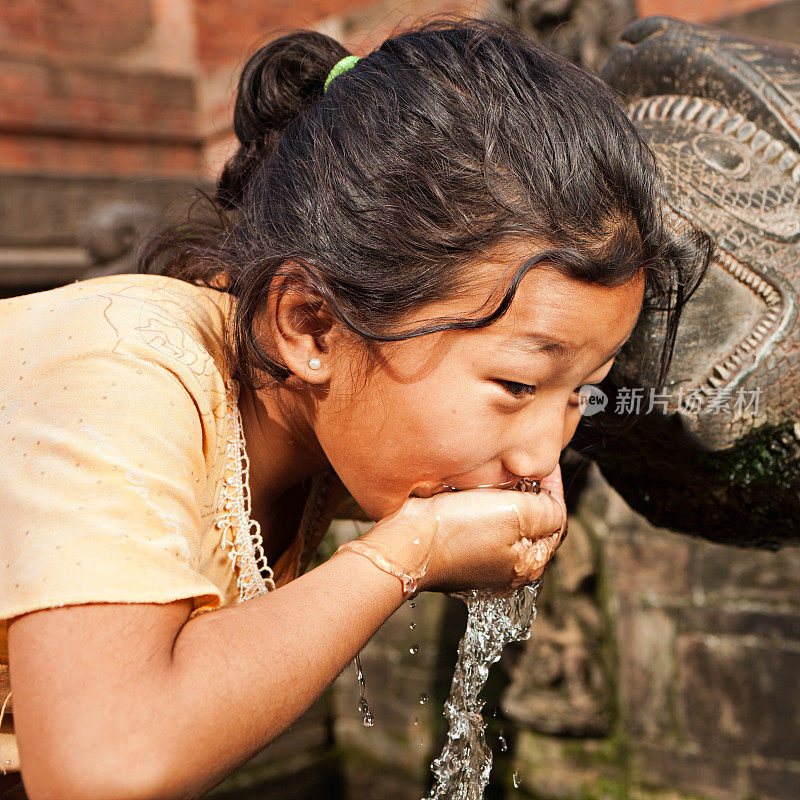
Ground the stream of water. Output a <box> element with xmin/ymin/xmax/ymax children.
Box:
<box><xmin>350</xmin><ymin>478</ymin><xmax>549</xmax><ymax>797</ymax></box>
<box><xmin>424</xmin><ymin>580</ymin><xmax>542</xmax><ymax>799</ymax></box>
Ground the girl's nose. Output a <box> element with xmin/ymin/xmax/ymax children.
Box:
<box><xmin>501</xmin><ymin>404</ymin><xmax>566</xmax><ymax>481</ymax></box>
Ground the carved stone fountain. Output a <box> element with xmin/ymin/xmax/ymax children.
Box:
<box><xmin>572</xmin><ymin>16</ymin><xmax>800</xmax><ymax>549</ymax></box>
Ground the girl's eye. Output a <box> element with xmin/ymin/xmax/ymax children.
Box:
<box><xmin>500</xmin><ymin>380</ymin><xmax>537</xmax><ymax>398</ymax></box>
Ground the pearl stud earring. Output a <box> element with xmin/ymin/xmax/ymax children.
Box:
<box><xmin>308</xmin><ymin>357</ymin><xmax>322</xmax><ymax>370</ymax></box>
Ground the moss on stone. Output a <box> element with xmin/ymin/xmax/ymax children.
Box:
<box><xmin>575</xmin><ymin>414</ymin><xmax>800</xmax><ymax>548</ymax></box>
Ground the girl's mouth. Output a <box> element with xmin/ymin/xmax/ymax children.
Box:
<box><xmin>409</xmin><ymin>477</ymin><xmax>541</xmax><ymax>498</ymax></box>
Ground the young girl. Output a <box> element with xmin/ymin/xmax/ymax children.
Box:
<box><xmin>0</xmin><ymin>16</ymin><xmax>710</xmax><ymax>800</ymax></box>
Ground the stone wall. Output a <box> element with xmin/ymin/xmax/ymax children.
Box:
<box><xmin>505</xmin><ymin>462</ymin><xmax>800</xmax><ymax>800</ymax></box>
<box><xmin>0</xmin><ymin>0</ymin><xmax>491</xmax><ymax>298</ymax></box>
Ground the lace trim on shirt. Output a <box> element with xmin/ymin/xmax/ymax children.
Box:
<box><xmin>215</xmin><ymin>379</ymin><xmax>277</xmax><ymax>600</ymax></box>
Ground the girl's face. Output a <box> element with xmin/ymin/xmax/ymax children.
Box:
<box><xmin>315</xmin><ymin>258</ymin><xmax>646</xmax><ymax>522</ymax></box>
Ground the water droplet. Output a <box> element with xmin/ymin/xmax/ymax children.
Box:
<box><xmin>409</xmin><ymin>644</ymin><xmax>419</xmax><ymax>655</ymax></box>
<box><xmin>513</xmin><ymin>771</ymin><xmax>520</xmax><ymax>789</ymax></box>
<box><xmin>409</xmin><ymin>601</ymin><xmax>416</xmax><ymax>608</ymax></box>
<box><xmin>498</xmin><ymin>732</ymin><xmax>508</xmax><ymax>752</ymax></box>
<box><xmin>413</xmin><ymin>717</ymin><xmax>419</xmax><ymax>727</ymax></box>
<box><xmin>418</xmin><ymin>693</ymin><xmax>428</xmax><ymax>705</ymax></box>
<box><xmin>409</xmin><ymin>621</ymin><xmax>416</xmax><ymax>630</ymax></box>
<box><xmin>354</xmin><ymin>652</ymin><xmax>374</xmax><ymax>729</ymax></box>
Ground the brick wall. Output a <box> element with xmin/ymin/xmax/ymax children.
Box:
<box><xmin>0</xmin><ymin>0</ymin><xmax>205</xmax><ymax>293</ymax></box>
<box><xmin>0</xmin><ymin>0</ymin><xmax>488</xmax><ymax>294</ymax></box>
<box><xmin>0</xmin><ymin>0</ymin><xmax>201</xmax><ymax>178</ymax></box>
<box><xmin>637</xmin><ymin>0</ymin><xmax>785</xmax><ymax>22</ymax></box>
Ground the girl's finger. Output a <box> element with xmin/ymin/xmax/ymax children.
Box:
<box><xmin>517</xmin><ymin>488</ymin><xmax>566</xmax><ymax>539</ymax></box>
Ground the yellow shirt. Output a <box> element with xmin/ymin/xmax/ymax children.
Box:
<box><xmin>0</xmin><ymin>273</ymin><xmax>346</xmax><ymax>773</ymax></box>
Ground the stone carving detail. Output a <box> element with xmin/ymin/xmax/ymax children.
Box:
<box><xmin>77</xmin><ymin>200</ymin><xmax>162</xmax><ymax>279</ymax></box>
<box><xmin>623</xmin><ymin>93</ymin><xmax>798</xmax><ymax>449</ymax></box>
<box><xmin>571</xmin><ymin>17</ymin><xmax>800</xmax><ymax>548</ymax></box>
<box><xmin>502</xmin><ymin>517</ymin><xmax>612</xmax><ymax>736</ymax></box>
<box><xmin>484</xmin><ymin>0</ymin><xmax>636</xmax><ymax>71</ymax></box>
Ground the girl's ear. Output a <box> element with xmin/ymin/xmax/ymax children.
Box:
<box><xmin>265</xmin><ymin>263</ymin><xmax>340</xmax><ymax>386</ymax></box>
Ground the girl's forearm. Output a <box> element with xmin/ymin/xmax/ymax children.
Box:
<box><xmin>158</xmin><ymin>550</ymin><xmax>404</xmax><ymax>800</ymax></box>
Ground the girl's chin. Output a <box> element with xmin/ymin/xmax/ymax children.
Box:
<box><xmin>351</xmin><ymin>491</ymin><xmax>406</xmax><ymax>523</ymax></box>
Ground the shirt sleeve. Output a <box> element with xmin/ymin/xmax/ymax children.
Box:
<box><xmin>0</xmin><ymin>321</ymin><xmax>224</xmax><ymax>622</ymax></box>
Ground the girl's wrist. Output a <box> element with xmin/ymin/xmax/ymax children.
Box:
<box><xmin>328</xmin><ymin>547</ymin><xmax>409</xmax><ymax>602</ymax></box>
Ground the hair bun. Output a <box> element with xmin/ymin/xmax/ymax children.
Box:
<box><xmin>216</xmin><ymin>30</ymin><xmax>349</xmax><ymax>209</ymax></box>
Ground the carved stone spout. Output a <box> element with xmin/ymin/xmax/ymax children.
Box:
<box><xmin>572</xmin><ymin>17</ymin><xmax>800</xmax><ymax>549</ymax></box>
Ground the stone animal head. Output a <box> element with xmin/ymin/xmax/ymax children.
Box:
<box><xmin>572</xmin><ymin>17</ymin><xmax>800</xmax><ymax>548</ymax></box>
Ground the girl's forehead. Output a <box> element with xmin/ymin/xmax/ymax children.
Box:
<box><xmin>463</xmin><ymin>263</ymin><xmax>646</xmax><ymax>344</ymax></box>
<box><xmin>430</xmin><ymin>272</ymin><xmax>643</xmax><ymax>383</ymax></box>
<box><xmin>511</xmin><ymin>268</ymin><xmax>643</xmax><ymax>324</ymax></box>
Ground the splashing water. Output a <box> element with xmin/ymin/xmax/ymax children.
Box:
<box><xmin>424</xmin><ymin>579</ymin><xmax>542</xmax><ymax>800</ymax></box>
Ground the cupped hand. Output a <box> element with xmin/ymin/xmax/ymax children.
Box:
<box><xmin>334</xmin><ymin>465</ymin><xmax>568</xmax><ymax>596</ymax></box>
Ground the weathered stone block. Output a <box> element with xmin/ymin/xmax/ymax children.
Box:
<box><xmin>0</xmin><ymin>56</ymin><xmax>197</xmax><ymax>141</ymax></box>
<box><xmin>748</xmin><ymin>761</ymin><xmax>800</xmax><ymax>800</ymax></box>
<box><xmin>341</xmin><ymin>752</ymin><xmax>428</xmax><ymax>800</ymax></box>
<box><xmin>514</xmin><ymin>730</ymin><xmax>623</xmax><ymax>800</ymax></box>
<box><xmin>631</xmin><ymin>742</ymin><xmax>744</xmax><ymax>800</ymax></box>
<box><xmin>678</xmin><ymin>634</ymin><xmax>800</xmax><ymax>760</ymax></box>
<box><xmin>677</xmin><ymin>606</ymin><xmax>800</xmax><ymax>643</ymax></box>
<box><xmin>0</xmin><ymin>174</ymin><xmax>203</xmax><ymax>248</ymax></box>
<box><xmin>333</xmin><ymin>686</ymin><xmax>442</xmax><ymax>778</ymax></box>
<box><xmin>0</xmin><ymin>134</ymin><xmax>202</xmax><ymax>179</ymax></box>
<box><xmin>690</xmin><ymin>541</ymin><xmax>800</xmax><ymax>604</ymax></box>
<box><xmin>616</xmin><ymin>604</ymin><xmax>677</xmax><ymax>739</ymax></box>
<box><xmin>575</xmin><ymin>462</ymin><xmax>642</xmax><ymax>533</ymax></box>
<box><xmin>502</xmin><ymin>517</ymin><xmax>613</xmax><ymax>737</ymax></box>
<box><xmin>603</xmin><ymin>528</ymin><xmax>692</xmax><ymax>602</ymax></box>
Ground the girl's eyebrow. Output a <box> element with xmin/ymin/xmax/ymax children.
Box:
<box><xmin>512</xmin><ymin>334</ymin><xmax>630</xmax><ymax>373</ymax></box>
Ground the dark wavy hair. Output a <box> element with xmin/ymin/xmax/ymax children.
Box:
<box><xmin>138</xmin><ymin>14</ymin><xmax>713</xmax><ymax>395</ymax></box>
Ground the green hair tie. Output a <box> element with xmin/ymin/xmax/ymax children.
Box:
<box><xmin>324</xmin><ymin>55</ymin><xmax>360</xmax><ymax>94</ymax></box>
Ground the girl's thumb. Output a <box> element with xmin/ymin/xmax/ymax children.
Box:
<box><xmin>539</xmin><ymin>463</ymin><xmax>568</xmax><ymax>537</ymax></box>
